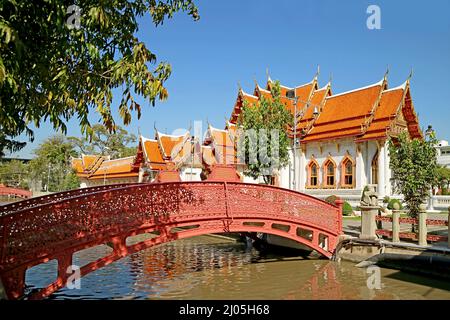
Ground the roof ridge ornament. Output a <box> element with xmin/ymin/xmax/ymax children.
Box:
<box><xmin>407</xmin><ymin>68</ymin><xmax>413</xmax><ymax>81</ymax></box>
<box><xmin>315</xmin><ymin>65</ymin><xmax>320</xmax><ymax>80</ymax></box>
<box><xmin>266</xmin><ymin>67</ymin><xmax>271</xmax><ymax>83</ymax></box>
<box><xmin>153</xmin><ymin>121</ymin><xmax>158</xmax><ymax>137</ymax></box>
<box><xmin>383</xmin><ymin>66</ymin><xmax>390</xmax><ymax>82</ymax></box>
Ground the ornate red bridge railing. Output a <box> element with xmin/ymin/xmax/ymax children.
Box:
<box><xmin>0</xmin><ymin>181</ymin><xmax>342</xmax><ymax>299</ymax></box>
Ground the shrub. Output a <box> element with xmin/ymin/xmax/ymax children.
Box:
<box><xmin>387</xmin><ymin>199</ymin><xmax>403</xmax><ymax>210</ymax></box>
<box><xmin>324</xmin><ymin>195</ymin><xmax>353</xmax><ymax>216</ymax></box>
<box><xmin>342</xmin><ymin>201</ymin><xmax>354</xmax><ymax>216</ymax></box>
<box><xmin>383</xmin><ymin>196</ymin><xmax>390</xmax><ymax>204</ymax></box>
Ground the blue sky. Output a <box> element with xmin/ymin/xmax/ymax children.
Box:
<box><xmin>10</xmin><ymin>0</ymin><xmax>450</xmax><ymax>158</ymax></box>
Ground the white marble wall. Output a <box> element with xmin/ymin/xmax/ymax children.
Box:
<box><xmin>180</xmin><ymin>167</ymin><xmax>202</xmax><ymax>181</ymax></box>
<box><xmin>276</xmin><ymin>138</ymin><xmax>392</xmax><ymax>199</ymax></box>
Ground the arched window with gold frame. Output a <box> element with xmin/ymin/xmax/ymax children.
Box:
<box><xmin>371</xmin><ymin>151</ymin><xmax>379</xmax><ymax>185</ymax></box>
<box><xmin>307</xmin><ymin>159</ymin><xmax>320</xmax><ymax>188</ymax></box>
<box><xmin>341</xmin><ymin>156</ymin><xmax>355</xmax><ymax>188</ymax></box>
<box><xmin>323</xmin><ymin>157</ymin><xmax>336</xmax><ymax>188</ymax></box>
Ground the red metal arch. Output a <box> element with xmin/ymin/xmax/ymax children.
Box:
<box><xmin>0</xmin><ymin>181</ymin><xmax>342</xmax><ymax>300</ymax></box>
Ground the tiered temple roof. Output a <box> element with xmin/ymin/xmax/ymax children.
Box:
<box><xmin>73</xmin><ymin>71</ymin><xmax>422</xmax><ymax>182</ymax></box>
<box><xmin>231</xmin><ymin>72</ymin><xmax>422</xmax><ymax>143</ymax></box>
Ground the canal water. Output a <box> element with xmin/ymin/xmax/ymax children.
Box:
<box><xmin>24</xmin><ymin>235</ymin><xmax>450</xmax><ymax>300</ymax></box>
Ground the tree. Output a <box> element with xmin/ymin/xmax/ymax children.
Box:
<box><xmin>0</xmin><ymin>0</ymin><xmax>199</xmax><ymax>156</ymax></box>
<box><xmin>68</xmin><ymin>124</ymin><xmax>137</xmax><ymax>159</ymax></box>
<box><xmin>28</xmin><ymin>135</ymin><xmax>80</xmax><ymax>192</ymax></box>
<box><xmin>388</xmin><ymin>131</ymin><xmax>439</xmax><ymax>218</ymax></box>
<box><xmin>437</xmin><ymin>166</ymin><xmax>450</xmax><ymax>194</ymax></box>
<box><xmin>237</xmin><ymin>81</ymin><xmax>293</xmax><ymax>184</ymax></box>
<box><xmin>0</xmin><ymin>159</ymin><xmax>29</xmax><ymax>189</ymax></box>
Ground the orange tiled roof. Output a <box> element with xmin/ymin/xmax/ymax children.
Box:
<box><xmin>141</xmin><ymin>136</ymin><xmax>167</xmax><ymax>170</ymax></box>
<box><xmin>267</xmin><ymin>78</ymin><xmax>317</xmax><ymax>116</ymax></box>
<box><xmin>358</xmin><ymin>86</ymin><xmax>405</xmax><ymax>141</ymax></box>
<box><xmin>302</xmin><ymin>79</ymin><xmax>386</xmax><ymax>142</ymax></box>
<box><xmin>206</xmin><ymin>125</ymin><xmax>236</xmax><ymax>165</ymax></box>
<box><xmin>71</xmin><ymin>158</ymin><xmax>84</xmax><ymax>174</ymax></box>
<box><xmin>295</xmin><ymin>84</ymin><xmax>331</xmax><ymax>133</ymax></box>
<box><xmin>89</xmin><ymin>156</ymin><xmax>138</xmax><ymax>178</ymax></box>
<box><xmin>156</xmin><ymin>131</ymin><xmax>190</xmax><ymax>160</ymax></box>
<box><xmin>81</xmin><ymin>154</ymin><xmax>108</xmax><ymax>171</ymax></box>
<box><xmin>230</xmin><ymin>90</ymin><xmax>259</xmax><ymax>124</ymax></box>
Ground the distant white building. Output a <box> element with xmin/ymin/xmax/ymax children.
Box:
<box><xmin>436</xmin><ymin>140</ymin><xmax>450</xmax><ymax>168</ymax></box>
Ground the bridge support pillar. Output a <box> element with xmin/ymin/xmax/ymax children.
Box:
<box><xmin>111</xmin><ymin>236</ymin><xmax>128</xmax><ymax>257</ymax></box>
<box><xmin>0</xmin><ymin>268</ymin><xmax>25</xmax><ymax>300</ymax></box>
<box><xmin>57</xmin><ymin>253</ymin><xmax>74</xmax><ymax>288</ymax></box>
<box><xmin>360</xmin><ymin>206</ymin><xmax>378</xmax><ymax>240</ymax></box>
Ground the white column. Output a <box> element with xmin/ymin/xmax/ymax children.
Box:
<box><xmin>384</xmin><ymin>141</ymin><xmax>392</xmax><ymax>196</ymax></box>
<box><xmin>365</xmin><ymin>141</ymin><xmax>371</xmax><ymax>184</ymax></box>
<box><xmin>299</xmin><ymin>146</ymin><xmax>306</xmax><ymax>191</ymax></box>
<box><xmin>356</xmin><ymin>145</ymin><xmax>365</xmax><ymax>189</ymax></box>
<box><xmin>378</xmin><ymin>143</ymin><xmax>386</xmax><ymax>198</ymax></box>
<box><xmin>138</xmin><ymin>167</ymin><xmax>145</xmax><ymax>183</ymax></box>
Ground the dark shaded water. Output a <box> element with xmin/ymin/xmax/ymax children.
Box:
<box><xmin>24</xmin><ymin>235</ymin><xmax>450</xmax><ymax>300</ymax></box>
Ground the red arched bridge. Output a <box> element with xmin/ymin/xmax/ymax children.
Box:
<box><xmin>0</xmin><ymin>180</ymin><xmax>343</xmax><ymax>300</ymax></box>
<box><xmin>0</xmin><ymin>185</ymin><xmax>32</xmax><ymax>199</ymax></box>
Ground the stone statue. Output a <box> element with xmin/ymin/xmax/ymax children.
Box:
<box><xmin>360</xmin><ymin>186</ymin><xmax>379</xmax><ymax>207</ymax></box>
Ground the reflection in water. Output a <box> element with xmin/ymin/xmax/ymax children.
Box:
<box><xmin>24</xmin><ymin>235</ymin><xmax>450</xmax><ymax>300</ymax></box>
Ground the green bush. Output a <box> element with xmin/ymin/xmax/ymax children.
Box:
<box><xmin>325</xmin><ymin>195</ymin><xmax>353</xmax><ymax>216</ymax></box>
<box><xmin>383</xmin><ymin>196</ymin><xmax>390</xmax><ymax>204</ymax></box>
<box><xmin>387</xmin><ymin>198</ymin><xmax>403</xmax><ymax>210</ymax></box>
<box><xmin>342</xmin><ymin>202</ymin><xmax>354</xmax><ymax>216</ymax></box>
